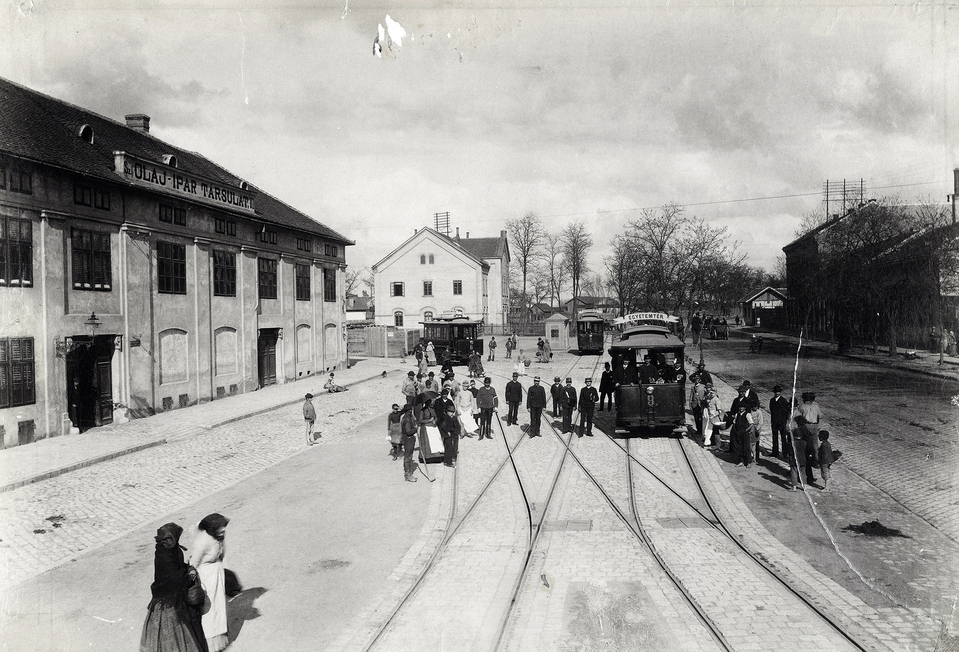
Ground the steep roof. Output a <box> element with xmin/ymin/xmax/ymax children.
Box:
<box><xmin>372</xmin><ymin>226</ymin><xmax>497</xmax><ymax>271</ymax></box>
<box><xmin>456</xmin><ymin>235</ymin><xmax>508</xmax><ymax>261</ymax></box>
<box><xmin>0</xmin><ymin>76</ymin><xmax>352</xmax><ymax>245</ymax></box>
<box><xmin>741</xmin><ymin>286</ymin><xmax>788</xmax><ymax>303</ymax></box>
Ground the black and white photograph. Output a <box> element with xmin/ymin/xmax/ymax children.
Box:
<box><xmin>0</xmin><ymin>1</ymin><xmax>956</xmax><ymax>650</ymax></box>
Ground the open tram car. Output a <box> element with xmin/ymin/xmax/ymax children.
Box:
<box><xmin>609</xmin><ymin>317</ymin><xmax>687</xmax><ymax>434</ymax></box>
<box><xmin>575</xmin><ymin>312</ymin><xmax>606</xmax><ymax>354</ymax></box>
<box><xmin>420</xmin><ymin>316</ymin><xmax>484</xmax><ymax>364</ymax></box>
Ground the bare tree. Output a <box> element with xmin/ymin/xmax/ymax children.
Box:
<box><xmin>542</xmin><ymin>232</ymin><xmax>565</xmax><ymax>309</ymax></box>
<box><xmin>345</xmin><ymin>268</ymin><xmax>364</xmax><ymax>297</ymax></box>
<box><xmin>561</xmin><ymin>220</ymin><xmax>592</xmax><ymax>321</ymax></box>
<box><xmin>361</xmin><ymin>271</ymin><xmax>375</xmax><ymax>300</ymax></box>
<box><xmin>506</xmin><ymin>212</ymin><xmax>545</xmax><ymax>323</ymax></box>
<box><xmin>627</xmin><ymin>203</ymin><xmax>687</xmax><ymax>312</ymax></box>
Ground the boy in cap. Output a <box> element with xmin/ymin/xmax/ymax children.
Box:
<box><xmin>550</xmin><ymin>376</ymin><xmax>564</xmax><ymax>418</ymax></box>
<box><xmin>526</xmin><ymin>376</ymin><xmax>548</xmax><ymax>436</ymax></box>
<box><xmin>505</xmin><ymin>372</ymin><xmax>523</xmax><ymax>426</ymax></box>
<box><xmin>303</xmin><ymin>393</ymin><xmax>318</xmax><ymax>445</ymax></box>
<box><xmin>578</xmin><ymin>377</ymin><xmax>599</xmax><ymax>437</ymax></box>
<box><xmin>476</xmin><ymin>377</ymin><xmax>498</xmax><ymax>439</ymax></box>
<box><xmin>401</xmin><ymin>371</ymin><xmax>417</xmax><ymax>408</ymax></box>
<box><xmin>817</xmin><ymin>430</ymin><xmax>837</xmax><ymax>491</ymax></box>
<box><xmin>562</xmin><ymin>378</ymin><xmax>578</xmax><ymax>433</ymax></box>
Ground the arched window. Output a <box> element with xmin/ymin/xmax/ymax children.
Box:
<box><xmin>394</xmin><ymin>311</ymin><xmax>404</xmax><ymax>327</ymax></box>
<box><xmin>428</xmin><ymin>254</ymin><xmax>435</xmax><ymax>264</ymax></box>
<box><xmin>420</xmin><ymin>255</ymin><xmax>426</xmax><ymax>265</ymax></box>
<box><xmin>424</xmin><ymin>311</ymin><xmax>433</xmax><ymax>321</ymax></box>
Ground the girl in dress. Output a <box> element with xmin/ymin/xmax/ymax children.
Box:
<box><xmin>190</xmin><ymin>514</ymin><xmax>230</xmax><ymax>652</ymax></box>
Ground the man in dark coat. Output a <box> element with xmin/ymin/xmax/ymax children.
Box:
<box><xmin>550</xmin><ymin>376</ymin><xmax>564</xmax><ymax>417</ymax></box>
<box><xmin>577</xmin><ymin>377</ymin><xmax>599</xmax><ymax>437</ymax></box>
<box><xmin>505</xmin><ymin>372</ymin><xmax>523</xmax><ymax>426</ymax></box>
<box><xmin>526</xmin><ymin>376</ymin><xmax>548</xmax><ymax>437</ymax></box>
<box><xmin>740</xmin><ymin>380</ymin><xmax>760</xmax><ymax>411</ymax></box>
<box><xmin>598</xmin><ymin>362</ymin><xmax>615</xmax><ymax>411</ymax></box>
<box><xmin>561</xmin><ymin>378</ymin><xmax>578</xmax><ymax>433</ymax></box>
<box><xmin>768</xmin><ymin>384</ymin><xmax>791</xmax><ymax>458</ymax></box>
<box><xmin>692</xmin><ymin>360</ymin><xmax>712</xmax><ymax>386</ymax></box>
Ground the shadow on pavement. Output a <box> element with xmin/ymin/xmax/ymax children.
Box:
<box><xmin>228</xmin><ymin>586</ymin><xmax>267</xmax><ymax>643</ymax></box>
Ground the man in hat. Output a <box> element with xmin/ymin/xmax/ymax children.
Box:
<box><xmin>303</xmin><ymin>393</ymin><xmax>318</xmax><ymax>445</ymax></box>
<box><xmin>693</xmin><ymin>360</ymin><xmax>712</xmax><ymax>387</ymax></box>
<box><xmin>598</xmin><ymin>362</ymin><xmax>615</xmax><ymax>412</ymax></box>
<box><xmin>505</xmin><ymin>372</ymin><xmax>523</xmax><ymax>426</ymax></box>
<box><xmin>476</xmin><ymin>377</ymin><xmax>498</xmax><ymax>439</ymax></box>
<box><xmin>550</xmin><ymin>376</ymin><xmax>564</xmax><ymax>417</ymax></box>
<box><xmin>797</xmin><ymin>391</ymin><xmax>823</xmax><ymax>484</ymax></box>
<box><xmin>727</xmin><ymin>384</ymin><xmax>751</xmax><ymax>457</ymax></box>
<box><xmin>769</xmin><ymin>384</ymin><xmax>791</xmax><ymax>458</ymax></box>
<box><xmin>401</xmin><ymin>371</ymin><xmax>418</xmax><ymax>408</ymax></box>
<box><xmin>526</xmin><ymin>376</ymin><xmax>548</xmax><ymax>437</ymax></box>
<box><xmin>562</xmin><ymin>378</ymin><xmax>578</xmax><ymax>433</ymax></box>
<box><xmin>578</xmin><ymin>377</ymin><xmax>599</xmax><ymax>437</ymax></box>
<box><xmin>424</xmin><ymin>371</ymin><xmax>441</xmax><ymax>394</ymax></box>
<box><xmin>740</xmin><ymin>379</ymin><xmax>760</xmax><ymax>411</ymax></box>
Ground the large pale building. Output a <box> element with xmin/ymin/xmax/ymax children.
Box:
<box><xmin>372</xmin><ymin>227</ymin><xmax>510</xmax><ymax>331</ymax></box>
<box><xmin>0</xmin><ymin>77</ymin><xmax>353</xmax><ymax>447</ymax></box>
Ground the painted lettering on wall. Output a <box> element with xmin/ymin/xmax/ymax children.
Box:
<box><xmin>115</xmin><ymin>152</ymin><xmax>256</xmax><ymax>214</ymax></box>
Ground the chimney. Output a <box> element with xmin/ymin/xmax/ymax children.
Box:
<box><xmin>455</xmin><ymin>227</ymin><xmax>460</xmax><ymax>239</ymax></box>
<box><xmin>501</xmin><ymin>230</ymin><xmax>507</xmax><ymax>239</ymax></box>
<box><xmin>466</xmin><ymin>232</ymin><xmax>469</xmax><ymax>238</ymax></box>
<box><xmin>125</xmin><ymin>114</ymin><xmax>150</xmax><ymax>133</ymax></box>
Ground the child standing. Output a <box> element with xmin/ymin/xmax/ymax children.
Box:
<box><xmin>785</xmin><ymin>433</ymin><xmax>806</xmax><ymax>491</ymax></box>
<box><xmin>387</xmin><ymin>404</ymin><xmax>403</xmax><ymax>460</ymax></box>
<box><xmin>303</xmin><ymin>393</ymin><xmax>318</xmax><ymax>445</ymax></box>
<box><xmin>818</xmin><ymin>430</ymin><xmax>835</xmax><ymax>491</ymax></box>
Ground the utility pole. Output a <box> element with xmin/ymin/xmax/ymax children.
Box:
<box><xmin>952</xmin><ymin>168</ymin><xmax>957</xmax><ymax>225</ymax></box>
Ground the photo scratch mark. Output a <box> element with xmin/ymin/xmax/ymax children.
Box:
<box><xmin>238</xmin><ymin>13</ymin><xmax>249</xmax><ymax>105</ymax></box>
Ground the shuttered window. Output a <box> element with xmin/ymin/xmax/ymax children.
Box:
<box><xmin>72</xmin><ymin>228</ymin><xmax>112</xmax><ymax>290</ymax></box>
<box><xmin>0</xmin><ymin>337</ymin><xmax>35</xmax><ymax>408</ymax></box>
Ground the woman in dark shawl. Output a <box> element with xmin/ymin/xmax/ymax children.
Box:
<box><xmin>140</xmin><ymin>523</ymin><xmax>208</xmax><ymax>652</ymax></box>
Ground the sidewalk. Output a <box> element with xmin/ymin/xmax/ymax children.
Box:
<box><xmin>735</xmin><ymin>326</ymin><xmax>959</xmax><ymax>383</ymax></box>
<box><xmin>0</xmin><ymin>357</ymin><xmax>400</xmax><ymax>493</ymax></box>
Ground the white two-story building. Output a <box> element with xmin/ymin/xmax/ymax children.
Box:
<box><xmin>372</xmin><ymin>227</ymin><xmax>510</xmax><ymax>331</ymax></box>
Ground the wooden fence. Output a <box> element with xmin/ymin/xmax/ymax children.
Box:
<box><xmin>348</xmin><ymin>324</ymin><xmax>421</xmax><ymax>359</ymax></box>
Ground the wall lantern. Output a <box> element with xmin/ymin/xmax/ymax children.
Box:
<box><xmin>55</xmin><ymin>312</ymin><xmax>102</xmax><ymax>359</ymax></box>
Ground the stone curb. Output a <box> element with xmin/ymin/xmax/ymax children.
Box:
<box><xmin>0</xmin><ymin>439</ymin><xmax>167</xmax><ymax>494</ymax></box>
<box><xmin>1</xmin><ymin>370</ymin><xmax>398</xmax><ymax>492</ymax></box>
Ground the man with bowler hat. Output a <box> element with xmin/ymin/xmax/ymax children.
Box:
<box><xmin>550</xmin><ymin>376</ymin><xmax>564</xmax><ymax>417</ymax></box>
<box><xmin>505</xmin><ymin>372</ymin><xmax>523</xmax><ymax>426</ymax></box>
<box><xmin>526</xmin><ymin>376</ymin><xmax>548</xmax><ymax>436</ymax></box>
<box><xmin>769</xmin><ymin>384</ymin><xmax>791</xmax><ymax>458</ymax></box>
<box><xmin>599</xmin><ymin>362</ymin><xmax>615</xmax><ymax>411</ymax></box>
<box><xmin>578</xmin><ymin>377</ymin><xmax>599</xmax><ymax>437</ymax></box>
<box><xmin>561</xmin><ymin>378</ymin><xmax>578</xmax><ymax>433</ymax></box>
<box><xmin>401</xmin><ymin>370</ymin><xmax>417</xmax><ymax>408</ymax></box>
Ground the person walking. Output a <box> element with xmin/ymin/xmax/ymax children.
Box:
<box><xmin>526</xmin><ymin>376</ymin><xmax>547</xmax><ymax>437</ymax></box>
<box><xmin>455</xmin><ymin>382</ymin><xmax>478</xmax><ymax>437</ymax></box>
<box><xmin>139</xmin><ymin>523</ymin><xmax>207</xmax><ymax>652</ymax></box>
<box><xmin>418</xmin><ymin>354</ymin><xmax>429</xmax><ymax>378</ymax></box>
<box><xmin>190</xmin><ymin>514</ymin><xmax>230</xmax><ymax>652</ymax></box>
<box><xmin>598</xmin><ymin>362</ymin><xmax>615</xmax><ymax>412</ymax></box>
<box><xmin>818</xmin><ymin>430</ymin><xmax>836</xmax><ymax>491</ymax></box>
<box><xmin>425</xmin><ymin>341</ymin><xmax>435</xmax><ymax>366</ymax></box>
<box><xmin>476</xmin><ymin>377</ymin><xmax>498</xmax><ymax>439</ymax></box>
<box><xmin>542</xmin><ymin>338</ymin><xmax>552</xmax><ymax>362</ymax></box>
<box><xmin>577</xmin><ymin>377</ymin><xmax>599</xmax><ymax>437</ymax></box>
<box><xmin>561</xmin><ymin>378</ymin><xmax>577</xmax><ymax>433</ymax></box>
<box><xmin>550</xmin><ymin>376</ymin><xmax>563</xmax><ymax>418</ymax></box>
<box><xmin>487</xmin><ymin>336</ymin><xmax>497</xmax><ymax>362</ymax></box>
<box><xmin>797</xmin><ymin>391</ymin><xmax>823</xmax><ymax>484</ymax></box>
<box><xmin>769</xmin><ymin>385</ymin><xmax>791</xmax><ymax>459</ymax></box>
<box><xmin>399</xmin><ymin>405</ymin><xmax>419</xmax><ymax>482</ymax></box>
<box><xmin>688</xmin><ymin>375</ymin><xmax>706</xmax><ymax>440</ymax></box>
<box><xmin>387</xmin><ymin>403</ymin><xmax>403</xmax><ymax>459</ymax></box>
<box><xmin>303</xmin><ymin>393</ymin><xmax>318</xmax><ymax>445</ymax></box>
<box><xmin>439</xmin><ymin>403</ymin><xmax>461</xmax><ymax>468</ymax></box>
<box><xmin>401</xmin><ymin>371</ymin><xmax>417</xmax><ymax>408</ymax></box>
<box><xmin>701</xmin><ymin>387</ymin><xmax>722</xmax><ymax>448</ymax></box>
<box><xmin>505</xmin><ymin>372</ymin><xmax>523</xmax><ymax>425</ymax></box>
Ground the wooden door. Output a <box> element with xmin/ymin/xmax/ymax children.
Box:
<box><xmin>257</xmin><ymin>331</ymin><xmax>277</xmax><ymax>387</ymax></box>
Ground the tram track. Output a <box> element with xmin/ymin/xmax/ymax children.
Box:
<box><xmin>362</xmin><ymin>355</ymin><xmax>591</xmax><ymax>650</ymax></box>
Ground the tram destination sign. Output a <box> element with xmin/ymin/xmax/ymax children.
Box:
<box><xmin>114</xmin><ymin>152</ymin><xmax>257</xmax><ymax>215</ymax></box>
<box><xmin>615</xmin><ymin>312</ymin><xmax>679</xmax><ymax>324</ymax></box>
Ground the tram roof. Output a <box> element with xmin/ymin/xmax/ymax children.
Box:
<box><xmin>420</xmin><ymin>316</ymin><xmax>483</xmax><ymax>325</ymax></box>
<box><xmin>610</xmin><ymin>325</ymin><xmax>684</xmax><ymax>349</ymax></box>
<box><xmin>577</xmin><ymin>313</ymin><xmax>605</xmax><ymax>322</ymax></box>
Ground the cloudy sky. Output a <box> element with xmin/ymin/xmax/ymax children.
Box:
<box><xmin>1</xmin><ymin>0</ymin><xmax>956</xmax><ymax>280</ymax></box>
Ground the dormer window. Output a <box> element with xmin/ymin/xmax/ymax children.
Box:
<box><xmin>78</xmin><ymin>125</ymin><xmax>94</xmax><ymax>144</ymax></box>
<box><xmin>162</xmin><ymin>154</ymin><xmax>178</xmax><ymax>168</ymax></box>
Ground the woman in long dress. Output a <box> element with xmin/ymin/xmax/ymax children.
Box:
<box><xmin>190</xmin><ymin>513</ymin><xmax>230</xmax><ymax>652</ymax></box>
<box><xmin>425</xmin><ymin>341</ymin><xmax>435</xmax><ymax>366</ymax></box>
<box><xmin>140</xmin><ymin>523</ymin><xmax>208</xmax><ymax>652</ymax></box>
<box><xmin>455</xmin><ymin>383</ymin><xmax>478</xmax><ymax>436</ymax></box>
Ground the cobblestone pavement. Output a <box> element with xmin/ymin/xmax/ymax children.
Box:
<box><xmin>0</xmin><ymin>372</ymin><xmax>404</xmax><ymax>589</ymax></box>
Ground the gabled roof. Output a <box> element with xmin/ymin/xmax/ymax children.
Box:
<box><xmin>741</xmin><ymin>286</ymin><xmax>788</xmax><ymax>303</ymax></box>
<box><xmin>346</xmin><ymin>295</ymin><xmax>372</xmax><ymax>311</ymax></box>
<box><xmin>371</xmin><ymin>226</ymin><xmax>493</xmax><ymax>271</ymax></box>
<box><xmin>456</xmin><ymin>234</ymin><xmax>510</xmax><ymax>262</ymax></box>
<box><xmin>0</xmin><ymin>76</ymin><xmax>352</xmax><ymax>244</ymax></box>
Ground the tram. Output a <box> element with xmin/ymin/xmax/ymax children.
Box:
<box><xmin>575</xmin><ymin>311</ymin><xmax>606</xmax><ymax>354</ymax></box>
<box><xmin>609</xmin><ymin>312</ymin><xmax>687</xmax><ymax>433</ymax></box>
<box><xmin>420</xmin><ymin>315</ymin><xmax>484</xmax><ymax>364</ymax></box>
